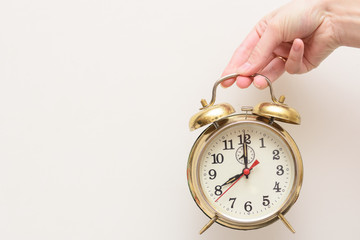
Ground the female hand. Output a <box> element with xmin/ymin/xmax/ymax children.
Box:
<box><xmin>221</xmin><ymin>0</ymin><xmax>359</xmax><ymax>89</ymax></box>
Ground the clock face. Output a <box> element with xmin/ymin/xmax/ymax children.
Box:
<box><xmin>198</xmin><ymin>121</ymin><xmax>297</xmax><ymax>223</ymax></box>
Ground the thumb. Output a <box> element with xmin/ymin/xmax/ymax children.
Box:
<box><xmin>237</xmin><ymin>23</ymin><xmax>282</xmax><ymax>75</ymax></box>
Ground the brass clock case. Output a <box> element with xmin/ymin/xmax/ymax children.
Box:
<box><xmin>187</xmin><ymin>114</ymin><xmax>303</xmax><ymax>231</ymax></box>
<box><xmin>253</xmin><ymin>101</ymin><xmax>301</xmax><ymax>125</ymax></box>
<box><xmin>189</xmin><ymin>102</ymin><xmax>235</xmax><ymax>131</ymax></box>
<box><xmin>188</xmin><ymin>73</ymin><xmax>303</xmax><ymax>233</ymax></box>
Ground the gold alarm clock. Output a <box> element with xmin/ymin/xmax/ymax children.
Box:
<box><xmin>187</xmin><ymin>73</ymin><xmax>303</xmax><ymax>234</ymax></box>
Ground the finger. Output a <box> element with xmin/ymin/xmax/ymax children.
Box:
<box><xmin>285</xmin><ymin>38</ymin><xmax>305</xmax><ymax>74</ymax></box>
<box><xmin>235</xmin><ymin>75</ymin><xmax>253</xmax><ymax>89</ymax></box>
<box><xmin>221</xmin><ymin>28</ymin><xmax>262</xmax><ymax>87</ymax></box>
<box><xmin>224</xmin><ymin>28</ymin><xmax>263</xmax><ymax>72</ymax></box>
<box><xmin>235</xmin><ymin>43</ymin><xmax>289</xmax><ymax>89</ymax></box>
<box><xmin>234</xmin><ymin>34</ymin><xmax>290</xmax><ymax>89</ymax></box>
<box><xmin>220</xmin><ymin>72</ymin><xmax>236</xmax><ymax>88</ymax></box>
<box><xmin>237</xmin><ymin>23</ymin><xmax>283</xmax><ymax>75</ymax></box>
<box><xmin>253</xmin><ymin>56</ymin><xmax>286</xmax><ymax>89</ymax></box>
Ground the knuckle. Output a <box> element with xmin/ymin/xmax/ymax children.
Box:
<box><xmin>254</xmin><ymin>19</ymin><xmax>269</xmax><ymax>37</ymax></box>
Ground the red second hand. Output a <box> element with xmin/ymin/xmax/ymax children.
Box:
<box><xmin>215</xmin><ymin>160</ymin><xmax>259</xmax><ymax>202</ymax></box>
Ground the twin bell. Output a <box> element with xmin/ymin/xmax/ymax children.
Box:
<box><xmin>189</xmin><ymin>73</ymin><xmax>300</xmax><ymax>131</ymax></box>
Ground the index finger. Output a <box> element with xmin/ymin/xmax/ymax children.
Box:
<box><xmin>221</xmin><ymin>28</ymin><xmax>261</xmax><ymax>87</ymax></box>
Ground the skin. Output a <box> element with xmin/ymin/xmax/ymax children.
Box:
<box><xmin>221</xmin><ymin>0</ymin><xmax>360</xmax><ymax>89</ymax></box>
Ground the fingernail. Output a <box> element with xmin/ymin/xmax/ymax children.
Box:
<box><xmin>237</xmin><ymin>62</ymin><xmax>252</xmax><ymax>74</ymax></box>
<box><xmin>293</xmin><ymin>43</ymin><xmax>301</xmax><ymax>51</ymax></box>
<box><xmin>221</xmin><ymin>79</ymin><xmax>234</xmax><ymax>88</ymax></box>
<box><xmin>253</xmin><ymin>80</ymin><xmax>261</xmax><ymax>88</ymax></box>
<box><xmin>293</xmin><ymin>39</ymin><xmax>302</xmax><ymax>51</ymax></box>
<box><xmin>253</xmin><ymin>77</ymin><xmax>265</xmax><ymax>89</ymax></box>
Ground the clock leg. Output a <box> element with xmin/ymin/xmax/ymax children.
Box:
<box><xmin>278</xmin><ymin>213</ymin><xmax>295</xmax><ymax>233</ymax></box>
<box><xmin>199</xmin><ymin>215</ymin><xmax>218</xmax><ymax>235</ymax></box>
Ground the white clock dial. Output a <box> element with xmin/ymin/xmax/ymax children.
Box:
<box><xmin>199</xmin><ymin>121</ymin><xmax>296</xmax><ymax>223</ymax></box>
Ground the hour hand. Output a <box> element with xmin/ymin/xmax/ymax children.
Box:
<box><xmin>221</xmin><ymin>173</ymin><xmax>243</xmax><ymax>186</ymax></box>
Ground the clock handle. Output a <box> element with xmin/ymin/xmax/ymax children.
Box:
<box><xmin>202</xmin><ymin>73</ymin><xmax>279</xmax><ymax>109</ymax></box>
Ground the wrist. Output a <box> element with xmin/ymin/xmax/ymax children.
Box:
<box><xmin>321</xmin><ymin>0</ymin><xmax>360</xmax><ymax>47</ymax></box>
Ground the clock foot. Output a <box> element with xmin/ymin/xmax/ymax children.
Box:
<box><xmin>199</xmin><ymin>215</ymin><xmax>218</xmax><ymax>235</ymax></box>
<box><xmin>278</xmin><ymin>213</ymin><xmax>295</xmax><ymax>233</ymax></box>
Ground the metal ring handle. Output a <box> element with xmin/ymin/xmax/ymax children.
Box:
<box><xmin>203</xmin><ymin>73</ymin><xmax>279</xmax><ymax>108</ymax></box>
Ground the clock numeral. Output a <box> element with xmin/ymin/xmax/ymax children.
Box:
<box><xmin>276</xmin><ymin>165</ymin><xmax>284</xmax><ymax>176</ymax></box>
<box><xmin>211</xmin><ymin>153</ymin><xmax>224</xmax><ymax>164</ymax></box>
<box><xmin>208</xmin><ymin>169</ymin><xmax>217</xmax><ymax>180</ymax></box>
<box><xmin>273</xmin><ymin>150</ymin><xmax>280</xmax><ymax>160</ymax></box>
<box><xmin>259</xmin><ymin>138</ymin><xmax>266</xmax><ymax>148</ymax></box>
<box><xmin>273</xmin><ymin>181</ymin><xmax>281</xmax><ymax>192</ymax></box>
<box><xmin>238</xmin><ymin>133</ymin><xmax>251</xmax><ymax>145</ymax></box>
<box><xmin>244</xmin><ymin>201</ymin><xmax>252</xmax><ymax>212</ymax></box>
<box><xmin>229</xmin><ymin>197</ymin><xmax>236</xmax><ymax>208</ymax></box>
<box><xmin>262</xmin><ymin>195</ymin><xmax>270</xmax><ymax>206</ymax></box>
<box><xmin>223</xmin><ymin>140</ymin><xmax>234</xmax><ymax>150</ymax></box>
<box><xmin>214</xmin><ymin>185</ymin><xmax>222</xmax><ymax>196</ymax></box>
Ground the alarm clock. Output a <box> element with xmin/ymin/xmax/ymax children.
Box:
<box><xmin>187</xmin><ymin>73</ymin><xmax>303</xmax><ymax>234</ymax></box>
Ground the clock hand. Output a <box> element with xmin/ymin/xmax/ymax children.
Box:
<box><xmin>243</xmin><ymin>141</ymin><xmax>249</xmax><ymax>178</ymax></box>
<box><xmin>221</xmin><ymin>173</ymin><xmax>243</xmax><ymax>186</ymax></box>
<box><xmin>215</xmin><ymin>160</ymin><xmax>260</xmax><ymax>202</ymax></box>
<box><xmin>243</xmin><ymin>142</ymin><xmax>248</xmax><ymax>168</ymax></box>
<box><xmin>222</xmin><ymin>159</ymin><xmax>260</xmax><ymax>186</ymax></box>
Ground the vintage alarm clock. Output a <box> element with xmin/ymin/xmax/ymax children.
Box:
<box><xmin>187</xmin><ymin>73</ymin><xmax>303</xmax><ymax>234</ymax></box>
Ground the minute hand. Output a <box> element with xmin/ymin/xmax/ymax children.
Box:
<box><xmin>243</xmin><ymin>141</ymin><xmax>250</xmax><ymax>179</ymax></box>
<box><xmin>243</xmin><ymin>142</ymin><xmax>248</xmax><ymax>169</ymax></box>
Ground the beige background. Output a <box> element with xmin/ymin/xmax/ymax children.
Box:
<box><xmin>0</xmin><ymin>0</ymin><xmax>359</xmax><ymax>239</ymax></box>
